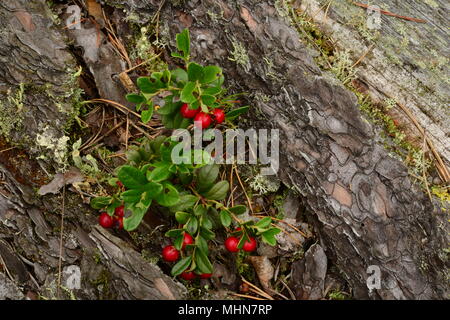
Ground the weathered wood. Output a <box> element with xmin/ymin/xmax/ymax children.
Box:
<box><xmin>0</xmin><ymin>0</ymin><xmax>81</xmax><ymax>169</ymax></box>
<box><xmin>107</xmin><ymin>0</ymin><xmax>448</xmax><ymax>299</ymax></box>
<box><xmin>0</xmin><ymin>0</ymin><xmax>448</xmax><ymax>300</ymax></box>
<box><xmin>0</xmin><ymin>161</ymin><xmax>186</xmax><ymax>299</ymax></box>
<box><xmin>296</xmin><ymin>0</ymin><xmax>450</xmax><ymax>166</ymax></box>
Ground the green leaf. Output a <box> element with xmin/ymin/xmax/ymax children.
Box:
<box><xmin>196</xmin><ymin>236</ymin><xmax>209</xmax><ymax>254</ymax></box>
<box><xmin>147</xmin><ymin>165</ymin><xmax>171</xmax><ymax>182</ymax></box>
<box><xmin>228</xmin><ymin>205</ymin><xmax>247</xmax><ymax>215</ymax></box>
<box><xmin>175</xmin><ymin>211</ymin><xmax>190</xmax><ymax>224</ymax></box>
<box><xmin>237</xmin><ymin>232</ymin><xmax>250</xmax><ymax>249</ymax></box>
<box><xmin>158</xmin><ymin>99</ymin><xmax>178</xmax><ymax>116</ymax></box>
<box><xmin>123</xmin><ymin>204</ymin><xmax>149</xmax><ymax>231</ymax></box>
<box><xmin>185</xmin><ymin>216</ymin><xmax>198</xmax><ymax>235</ymax></box>
<box><xmin>180</xmin><ymin>81</ymin><xmax>197</xmax><ymax>104</ymax></box>
<box><xmin>201</xmin><ymin>66</ymin><xmax>222</xmax><ymax>84</ymax></box>
<box><xmin>174</xmin><ymin>233</ymin><xmax>184</xmax><ymax>251</ymax></box>
<box><xmin>155</xmin><ymin>182</ymin><xmax>180</xmax><ymax>207</ymax></box>
<box><xmin>137</xmin><ymin>77</ymin><xmax>158</xmax><ymax>94</ymax></box>
<box><xmin>261</xmin><ymin>228</ymin><xmax>281</xmax><ymax>246</ymax></box>
<box><xmin>169</xmin><ymin>194</ymin><xmax>198</xmax><ymax>212</ymax></box>
<box><xmin>195</xmin><ymin>248</ymin><xmax>213</xmax><ymax>274</ymax></box>
<box><xmin>121</xmin><ymin>189</ymin><xmax>142</xmax><ymax>203</ymax></box>
<box><xmin>202</xmin><ymin>181</ymin><xmax>229</xmax><ymax>200</ymax></box>
<box><xmin>196</xmin><ymin>164</ymin><xmax>219</xmax><ymax>192</ymax></box>
<box><xmin>171</xmin><ymin>68</ymin><xmax>188</xmax><ymax>83</ymax></box>
<box><xmin>187</xmin><ymin>62</ymin><xmax>203</xmax><ymax>82</ymax></box>
<box><xmin>126</xmin><ymin>93</ymin><xmax>146</xmax><ymax>104</ymax></box>
<box><xmin>165</xmin><ymin>229</ymin><xmax>184</xmax><ymax>238</ymax></box>
<box><xmin>171</xmin><ymin>256</ymin><xmax>192</xmax><ymax>277</ymax></box>
<box><xmin>199</xmin><ymin>227</ymin><xmax>215</xmax><ymax>240</ymax></box>
<box><xmin>193</xmin><ymin>205</ymin><xmax>207</xmax><ymax>217</ymax></box>
<box><xmin>255</xmin><ymin>217</ymin><xmax>272</xmax><ymax>229</ymax></box>
<box><xmin>219</xmin><ymin>210</ymin><xmax>232</xmax><ymax>227</ymax></box>
<box><xmin>90</xmin><ymin>197</ymin><xmax>112</xmax><ymax>209</ymax></box>
<box><xmin>225</xmin><ymin>106</ymin><xmax>250</xmax><ymax>120</ymax></box>
<box><xmin>202</xmin><ymin>86</ymin><xmax>222</xmax><ymax>96</ymax></box>
<box><xmin>118</xmin><ymin>166</ymin><xmax>147</xmax><ymax>189</ymax></box>
<box><xmin>201</xmin><ymin>94</ymin><xmax>216</xmax><ymax>106</ymax></box>
<box><xmin>176</xmin><ymin>29</ymin><xmax>190</xmax><ymax>59</ymax></box>
<box><xmin>141</xmin><ymin>106</ymin><xmax>154</xmax><ymax>123</ymax></box>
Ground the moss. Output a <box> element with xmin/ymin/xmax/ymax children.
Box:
<box><xmin>90</xmin><ymin>269</ymin><xmax>115</xmax><ymax>300</ymax></box>
<box><xmin>0</xmin><ymin>83</ymin><xmax>26</xmax><ymax>139</ymax></box>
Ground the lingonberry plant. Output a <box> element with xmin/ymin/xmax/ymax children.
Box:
<box><xmin>90</xmin><ymin>29</ymin><xmax>281</xmax><ymax>280</ymax></box>
<box><xmin>124</xmin><ymin>29</ymin><xmax>249</xmax><ymax>129</ymax></box>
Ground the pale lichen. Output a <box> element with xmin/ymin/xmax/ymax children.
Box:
<box><xmin>36</xmin><ymin>125</ymin><xmax>70</xmax><ymax>169</ymax></box>
<box><xmin>228</xmin><ymin>38</ymin><xmax>250</xmax><ymax>72</ymax></box>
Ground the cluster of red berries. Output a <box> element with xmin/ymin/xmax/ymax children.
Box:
<box><xmin>161</xmin><ymin>232</ymin><xmax>212</xmax><ymax>281</ymax></box>
<box><xmin>224</xmin><ymin>228</ymin><xmax>257</xmax><ymax>253</ymax></box>
<box><xmin>99</xmin><ymin>205</ymin><xmax>124</xmax><ymax>229</ymax></box>
<box><xmin>180</xmin><ymin>103</ymin><xmax>225</xmax><ymax>129</ymax></box>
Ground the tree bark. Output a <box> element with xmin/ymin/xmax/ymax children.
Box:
<box><xmin>140</xmin><ymin>0</ymin><xmax>447</xmax><ymax>299</ymax></box>
<box><xmin>0</xmin><ymin>0</ymin><xmax>448</xmax><ymax>300</ymax></box>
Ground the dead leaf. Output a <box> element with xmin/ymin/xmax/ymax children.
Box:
<box><xmin>14</xmin><ymin>11</ymin><xmax>36</xmax><ymax>32</ymax></box>
<box><xmin>38</xmin><ymin>167</ymin><xmax>84</xmax><ymax>195</ymax></box>
<box><xmin>247</xmin><ymin>256</ymin><xmax>274</xmax><ymax>291</ymax></box>
<box><xmin>87</xmin><ymin>0</ymin><xmax>104</xmax><ymax>25</ymax></box>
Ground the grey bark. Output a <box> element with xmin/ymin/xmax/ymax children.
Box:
<box><xmin>0</xmin><ymin>162</ymin><xmax>186</xmax><ymax>299</ymax></box>
<box><xmin>297</xmin><ymin>0</ymin><xmax>450</xmax><ymax>165</ymax></box>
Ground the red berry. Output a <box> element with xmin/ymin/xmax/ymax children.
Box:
<box><xmin>199</xmin><ymin>273</ymin><xmax>212</xmax><ymax>279</ymax></box>
<box><xmin>224</xmin><ymin>236</ymin><xmax>240</xmax><ymax>253</ymax></box>
<box><xmin>242</xmin><ymin>237</ymin><xmax>257</xmax><ymax>252</ymax></box>
<box><xmin>114</xmin><ymin>216</ymin><xmax>124</xmax><ymax>230</ymax></box>
<box><xmin>116</xmin><ymin>181</ymin><xmax>124</xmax><ymax>188</ymax></box>
<box><xmin>194</xmin><ymin>112</ymin><xmax>212</xmax><ymax>129</ymax></box>
<box><xmin>99</xmin><ymin>212</ymin><xmax>114</xmax><ymax>228</ymax></box>
<box><xmin>162</xmin><ymin>245</ymin><xmax>180</xmax><ymax>262</ymax></box>
<box><xmin>182</xmin><ymin>233</ymin><xmax>194</xmax><ymax>249</ymax></box>
<box><xmin>212</xmin><ymin>108</ymin><xmax>225</xmax><ymax>124</ymax></box>
<box><xmin>180</xmin><ymin>271</ymin><xmax>196</xmax><ymax>281</ymax></box>
<box><xmin>115</xmin><ymin>205</ymin><xmax>125</xmax><ymax>218</ymax></box>
<box><xmin>180</xmin><ymin>103</ymin><xmax>200</xmax><ymax>118</ymax></box>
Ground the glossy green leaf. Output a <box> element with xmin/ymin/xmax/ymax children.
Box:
<box><xmin>147</xmin><ymin>165</ymin><xmax>171</xmax><ymax>182</ymax></box>
<box><xmin>195</xmin><ymin>248</ymin><xmax>213</xmax><ymax>274</ymax></box>
<box><xmin>228</xmin><ymin>205</ymin><xmax>247</xmax><ymax>215</ymax></box>
<box><xmin>171</xmin><ymin>256</ymin><xmax>192</xmax><ymax>277</ymax></box>
<box><xmin>219</xmin><ymin>210</ymin><xmax>232</xmax><ymax>227</ymax></box>
<box><xmin>126</xmin><ymin>93</ymin><xmax>145</xmax><ymax>104</ymax></box>
<box><xmin>202</xmin><ymin>181</ymin><xmax>229</xmax><ymax>200</ymax></box>
<box><xmin>185</xmin><ymin>216</ymin><xmax>198</xmax><ymax>235</ymax></box>
<box><xmin>175</xmin><ymin>211</ymin><xmax>191</xmax><ymax>224</ymax></box>
<box><xmin>90</xmin><ymin>197</ymin><xmax>112</xmax><ymax>209</ymax></box>
<box><xmin>169</xmin><ymin>194</ymin><xmax>198</xmax><ymax>212</ymax></box>
<box><xmin>176</xmin><ymin>29</ymin><xmax>190</xmax><ymax>58</ymax></box>
<box><xmin>155</xmin><ymin>182</ymin><xmax>180</xmax><ymax>207</ymax></box>
<box><xmin>180</xmin><ymin>81</ymin><xmax>196</xmax><ymax>104</ymax></box>
<box><xmin>118</xmin><ymin>166</ymin><xmax>147</xmax><ymax>189</ymax></box>
<box><xmin>201</xmin><ymin>65</ymin><xmax>222</xmax><ymax>84</ymax></box>
<box><xmin>141</xmin><ymin>106</ymin><xmax>154</xmax><ymax>123</ymax></box>
<box><xmin>261</xmin><ymin>228</ymin><xmax>281</xmax><ymax>246</ymax></box>
<box><xmin>196</xmin><ymin>164</ymin><xmax>219</xmax><ymax>192</ymax></box>
<box><xmin>171</xmin><ymin>68</ymin><xmax>188</xmax><ymax>83</ymax></box>
<box><xmin>187</xmin><ymin>62</ymin><xmax>203</xmax><ymax>82</ymax></box>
